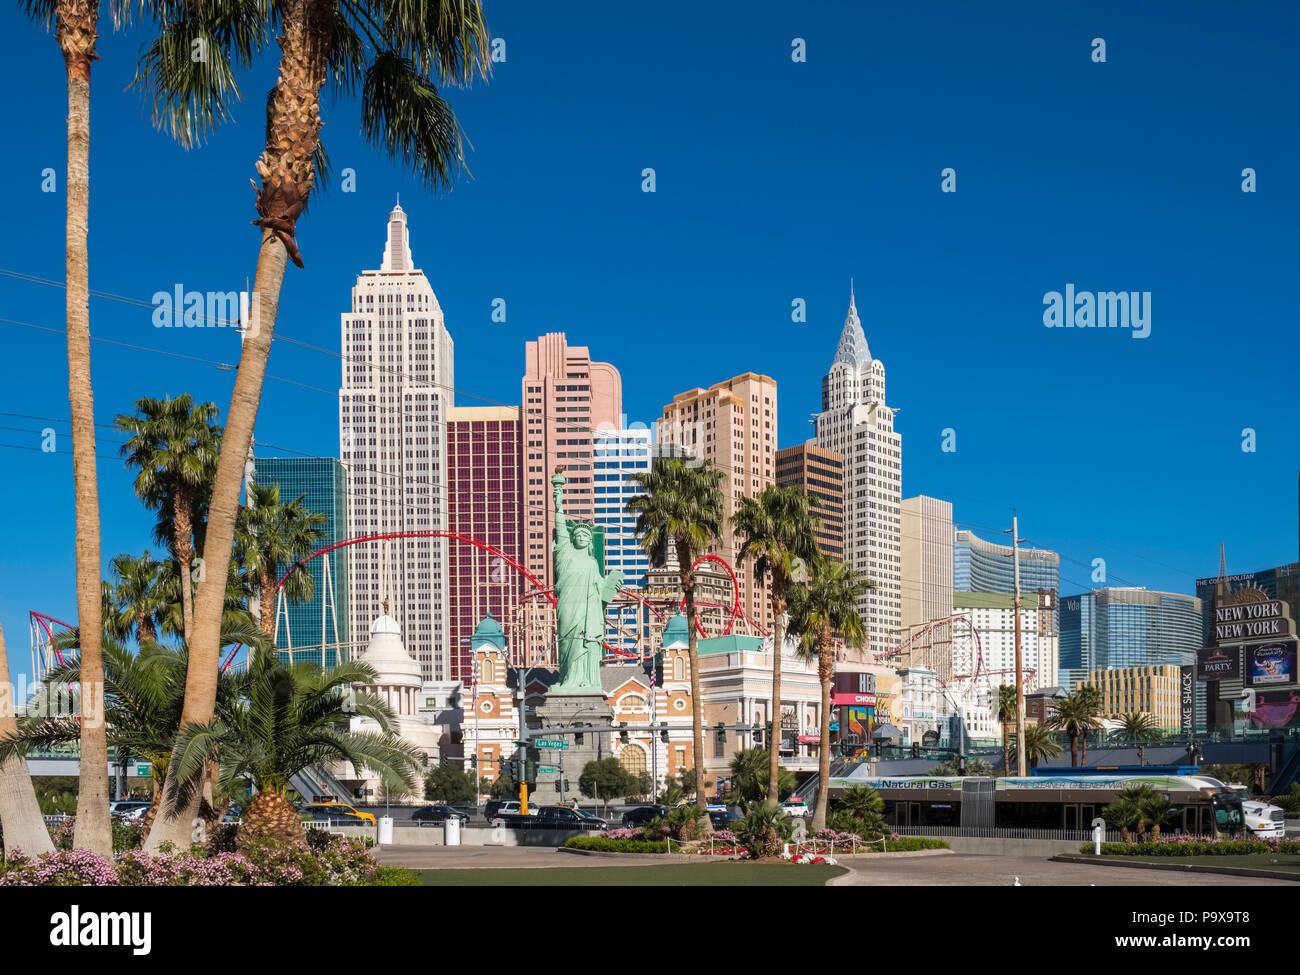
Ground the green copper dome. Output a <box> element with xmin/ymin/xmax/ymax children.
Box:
<box><xmin>662</xmin><ymin>613</ymin><xmax>690</xmax><ymax>649</ymax></box>
<box><xmin>470</xmin><ymin>615</ymin><xmax>506</xmax><ymax>651</ymax></box>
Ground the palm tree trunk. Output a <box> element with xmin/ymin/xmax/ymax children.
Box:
<box><xmin>1002</xmin><ymin>721</ymin><xmax>1010</xmax><ymax>776</ymax></box>
<box><xmin>57</xmin><ymin>0</ymin><xmax>111</xmax><ymax>858</ymax></box>
<box><xmin>1070</xmin><ymin>732</ymin><xmax>1079</xmax><ymax>768</ymax></box>
<box><xmin>812</xmin><ymin>634</ymin><xmax>833</xmax><ymax>832</ymax></box>
<box><xmin>0</xmin><ymin>622</ymin><xmax>56</xmax><ymax>857</ymax></box>
<box><xmin>259</xmin><ymin>565</ymin><xmax>276</xmax><ymax>639</ymax></box>
<box><xmin>147</xmin><ymin>0</ymin><xmax>331</xmax><ymax>853</ymax></box>
<box><xmin>766</xmin><ymin>579</ymin><xmax>784</xmax><ymax>807</ymax></box>
<box><xmin>680</xmin><ymin>544</ymin><xmax>711</xmax><ymax>836</ymax></box>
<box><xmin>1081</xmin><ymin>732</ymin><xmax>1089</xmax><ymax>767</ymax></box>
<box><xmin>173</xmin><ymin>484</ymin><xmax>195</xmax><ymax>646</ymax></box>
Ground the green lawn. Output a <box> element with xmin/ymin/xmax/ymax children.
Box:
<box><xmin>1091</xmin><ymin>853</ymin><xmax>1300</xmax><ymax>874</ymax></box>
<box><xmin>413</xmin><ymin>863</ymin><xmax>847</xmax><ymax>886</ymax></box>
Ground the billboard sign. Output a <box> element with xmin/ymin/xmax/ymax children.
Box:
<box><xmin>1196</xmin><ymin>644</ymin><xmax>1238</xmax><ymax>678</ymax></box>
<box><xmin>832</xmin><ymin>692</ymin><xmax>876</xmax><ymax>706</ymax></box>
<box><xmin>1246</xmin><ymin>641</ymin><xmax>1298</xmax><ymax>687</ymax></box>
<box><xmin>1250</xmin><ymin>691</ymin><xmax>1300</xmax><ymax>730</ymax></box>
<box><xmin>1180</xmin><ymin>665</ymin><xmax>1195</xmax><ymax>735</ymax></box>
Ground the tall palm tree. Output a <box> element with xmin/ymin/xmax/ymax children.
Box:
<box><xmin>104</xmin><ymin>552</ymin><xmax>169</xmax><ymax>644</ymax></box>
<box><xmin>235</xmin><ymin>482</ymin><xmax>328</xmax><ymax>639</ymax></box>
<box><xmin>788</xmin><ymin>559</ymin><xmax>871</xmax><ymax>831</ymax></box>
<box><xmin>629</xmin><ymin>458</ymin><xmax>726</xmax><ymax>831</ymax></box>
<box><xmin>168</xmin><ymin>644</ymin><xmax>423</xmax><ymax>847</ymax></box>
<box><xmin>733</xmin><ymin>485</ymin><xmax>823</xmax><ymax>808</ymax></box>
<box><xmin>1009</xmin><ymin>723</ymin><xmax>1064</xmax><ymax>769</ymax></box>
<box><xmin>133</xmin><ymin>0</ymin><xmax>491</xmax><ymax>853</ymax></box>
<box><xmin>114</xmin><ymin>394</ymin><xmax>222</xmax><ymax>646</ymax></box>
<box><xmin>997</xmin><ymin>684</ymin><xmax>1017</xmax><ymax>776</ymax></box>
<box><xmin>0</xmin><ymin>621</ymin><xmax>56</xmax><ymax>856</ymax></box>
<box><xmin>1048</xmin><ymin>687</ymin><xmax>1104</xmax><ymax>767</ymax></box>
<box><xmin>1112</xmin><ymin>711</ymin><xmax>1159</xmax><ymax>746</ymax></box>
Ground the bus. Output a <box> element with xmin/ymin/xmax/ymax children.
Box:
<box><xmin>824</xmin><ymin>770</ymin><xmax>1246</xmax><ymax>837</ymax></box>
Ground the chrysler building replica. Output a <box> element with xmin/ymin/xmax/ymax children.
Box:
<box><xmin>340</xmin><ymin>201</ymin><xmax>454</xmax><ymax>680</ymax></box>
<box><xmin>813</xmin><ymin>286</ymin><xmax>902</xmax><ymax>658</ymax></box>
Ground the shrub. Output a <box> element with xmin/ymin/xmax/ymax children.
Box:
<box><xmin>667</xmin><ymin>805</ymin><xmax>704</xmax><ymax>841</ymax></box>
<box><xmin>565</xmin><ymin>836</ymin><xmax>671</xmax><ymax>854</ymax></box>
<box><xmin>46</xmin><ymin>815</ymin><xmax>146</xmax><ymax>853</ymax></box>
<box><xmin>734</xmin><ymin>806</ymin><xmax>795</xmax><ymax>859</ymax></box>
<box><xmin>826</xmin><ymin>810</ymin><xmax>884</xmax><ymax>840</ymax></box>
<box><xmin>0</xmin><ymin>849</ymin><xmax>119</xmax><ymax>886</ymax></box>
<box><xmin>370</xmin><ymin>865</ymin><xmax>421</xmax><ymax>886</ymax></box>
<box><xmin>1083</xmin><ymin>838</ymin><xmax>1300</xmax><ymax>858</ymax></box>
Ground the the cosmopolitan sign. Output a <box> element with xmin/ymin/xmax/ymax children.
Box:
<box><xmin>832</xmin><ymin>692</ymin><xmax>876</xmax><ymax>706</ymax></box>
<box><xmin>1215</xmin><ymin>600</ymin><xmax>1295</xmax><ymax>642</ymax></box>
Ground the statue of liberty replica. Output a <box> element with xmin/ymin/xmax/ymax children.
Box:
<box><xmin>550</xmin><ymin>470</ymin><xmax>623</xmax><ymax>693</ymax></box>
<box><xmin>532</xmin><ymin>470</ymin><xmax>623</xmax><ymax>799</ymax></box>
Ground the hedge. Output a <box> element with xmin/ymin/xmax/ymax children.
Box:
<box><xmin>874</xmin><ymin>837</ymin><xmax>949</xmax><ymax>852</ymax></box>
<box><xmin>1081</xmin><ymin>839</ymin><xmax>1300</xmax><ymax>857</ymax></box>
<box><xmin>564</xmin><ymin>837</ymin><xmax>672</xmax><ymax>854</ymax></box>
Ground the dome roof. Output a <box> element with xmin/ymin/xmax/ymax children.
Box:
<box><xmin>662</xmin><ymin>613</ymin><xmax>690</xmax><ymax>649</ymax></box>
<box><xmin>470</xmin><ymin>615</ymin><xmax>506</xmax><ymax>651</ymax></box>
<box><xmin>360</xmin><ymin>614</ymin><xmax>422</xmax><ymax>687</ymax></box>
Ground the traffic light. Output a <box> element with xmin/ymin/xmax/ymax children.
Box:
<box><xmin>754</xmin><ymin>726</ymin><xmax>763</xmax><ymax>747</ymax></box>
<box><xmin>660</xmin><ymin>726</ymin><xmax>669</xmax><ymax>743</ymax></box>
<box><xmin>469</xmin><ymin>755</ymin><xmax>477</xmax><ymax>769</ymax></box>
<box><xmin>715</xmin><ymin>722</ymin><xmax>726</xmax><ymax>745</ymax></box>
<box><xmin>575</xmin><ymin>732</ymin><xmax>584</xmax><ymax>745</ymax></box>
<box><xmin>620</xmin><ymin>729</ymin><xmax>630</xmax><ymax>745</ymax></box>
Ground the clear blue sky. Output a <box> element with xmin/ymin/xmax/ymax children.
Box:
<box><xmin>2</xmin><ymin>1</ymin><xmax>1298</xmax><ymax>682</ymax></box>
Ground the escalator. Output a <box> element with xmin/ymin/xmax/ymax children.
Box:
<box><xmin>289</xmin><ymin>765</ymin><xmax>354</xmax><ymax>804</ymax></box>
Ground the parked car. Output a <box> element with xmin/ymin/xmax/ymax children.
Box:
<box><xmin>622</xmin><ymin>805</ymin><xmax>669</xmax><ymax>828</ymax></box>
<box><xmin>110</xmin><ymin>800</ymin><xmax>152</xmax><ymax>821</ymax></box>
<box><xmin>411</xmin><ymin>804</ymin><xmax>470</xmax><ymax>825</ymax></box>
<box><xmin>492</xmin><ymin>805</ymin><xmax>609</xmax><ymax>831</ymax></box>
<box><xmin>300</xmin><ymin>804</ymin><xmax>372</xmax><ymax>826</ymax></box>
<box><xmin>708</xmin><ymin>807</ymin><xmax>743</xmax><ymax>828</ymax></box>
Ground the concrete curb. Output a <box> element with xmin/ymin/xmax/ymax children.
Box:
<box><xmin>555</xmin><ymin>846</ymin><xmax>952</xmax><ymax>860</ymax></box>
<box><xmin>1052</xmin><ymin>854</ymin><xmax>1300</xmax><ymax>882</ymax></box>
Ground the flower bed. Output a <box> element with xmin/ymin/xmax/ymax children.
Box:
<box><xmin>0</xmin><ymin>830</ymin><xmax>418</xmax><ymax>886</ymax></box>
<box><xmin>1083</xmin><ymin>838</ymin><xmax>1300</xmax><ymax>858</ymax></box>
<box><xmin>564</xmin><ymin>836</ymin><xmax>672</xmax><ymax>854</ymax></box>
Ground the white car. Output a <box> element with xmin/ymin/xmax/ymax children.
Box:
<box><xmin>781</xmin><ymin>798</ymin><xmax>810</xmax><ymax>818</ymax></box>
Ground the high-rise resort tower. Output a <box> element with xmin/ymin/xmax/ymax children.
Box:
<box><xmin>339</xmin><ymin>201</ymin><xmax>454</xmax><ymax>681</ymax></box>
<box><xmin>813</xmin><ymin>285</ymin><xmax>902</xmax><ymax>658</ymax></box>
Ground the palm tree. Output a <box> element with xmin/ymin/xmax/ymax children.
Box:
<box><xmin>733</xmin><ymin>485</ymin><xmax>823</xmax><ymax>808</ymax></box>
<box><xmin>629</xmin><ymin>458</ymin><xmax>726</xmax><ymax>831</ymax></box>
<box><xmin>0</xmin><ymin>621</ymin><xmax>56</xmax><ymax>856</ymax></box>
<box><xmin>115</xmin><ymin>394</ymin><xmax>223</xmax><ymax>646</ymax></box>
<box><xmin>104</xmin><ymin>552</ymin><xmax>169</xmax><ymax>644</ymax></box>
<box><xmin>1048</xmin><ymin>687</ymin><xmax>1104</xmax><ymax>767</ymax></box>
<box><xmin>1009</xmin><ymin>723</ymin><xmax>1064</xmax><ymax>769</ymax></box>
<box><xmin>1112</xmin><ymin>711</ymin><xmax>1159</xmax><ymax>746</ymax></box>
<box><xmin>167</xmin><ymin>645</ymin><xmax>424</xmax><ymax>847</ymax></box>
<box><xmin>134</xmin><ymin>0</ymin><xmax>491</xmax><ymax>853</ymax></box>
<box><xmin>235</xmin><ymin>482</ymin><xmax>328</xmax><ymax>639</ymax></box>
<box><xmin>1101</xmin><ymin>793</ymin><xmax>1141</xmax><ymax>844</ymax></box>
<box><xmin>834</xmin><ymin>784</ymin><xmax>884</xmax><ymax>823</ymax></box>
<box><xmin>997</xmin><ymin>685</ymin><xmax>1017</xmax><ymax>776</ymax></box>
<box><xmin>788</xmin><ymin>559</ymin><xmax>871</xmax><ymax>830</ymax></box>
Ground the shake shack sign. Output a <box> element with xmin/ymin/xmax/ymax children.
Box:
<box><xmin>1214</xmin><ymin>598</ymin><xmax>1295</xmax><ymax>642</ymax></box>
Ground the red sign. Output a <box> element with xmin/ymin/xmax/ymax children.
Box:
<box><xmin>832</xmin><ymin>692</ymin><xmax>875</xmax><ymax>706</ymax></box>
<box><xmin>797</xmin><ymin>734</ymin><xmax>820</xmax><ymax>743</ymax></box>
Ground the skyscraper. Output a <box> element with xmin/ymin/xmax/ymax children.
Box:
<box><xmin>339</xmin><ymin>201</ymin><xmax>453</xmax><ymax>681</ymax></box>
<box><xmin>1059</xmin><ymin>588</ymin><xmax>1202</xmax><ymax>684</ymax></box>
<box><xmin>446</xmin><ymin>406</ymin><xmax>524</xmax><ymax>684</ymax></box>
<box><xmin>250</xmin><ymin>456</ymin><xmax>348</xmax><ymax>667</ymax></box>
<box><xmin>593</xmin><ymin>426</ymin><xmax>653</xmax><ymax>591</ymax></box>
<box><xmin>521</xmin><ymin>334</ymin><xmax>622</xmax><ymax>591</ymax></box>
<box><xmin>901</xmin><ymin>495</ymin><xmax>954</xmax><ymax>632</ymax></box>
<box><xmin>660</xmin><ymin>373</ymin><xmax>778</xmax><ymax>632</ymax></box>
<box><xmin>775</xmin><ymin>443</ymin><xmax>844</xmax><ymax>563</ymax></box>
<box><xmin>813</xmin><ymin>289</ymin><xmax>902</xmax><ymax>657</ymax></box>
<box><xmin>953</xmin><ymin>529</ymin><xmax>1060</xmax><ymax>595</ymax></box>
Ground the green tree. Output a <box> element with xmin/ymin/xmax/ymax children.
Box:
<box><xmin>578</xmin><ymin>758</ymin><xmax>636</xmax><ymax>814</ymax></box>
<box><xmin>424</xmin><ymin>762</ymin><xmax>476</xmax><ymax>803</ymax></box>
<box><xmin>1010</xmin><ymin>724</ymin><xmax>1064</xmax><ymax>769</ymax></box>
<box><xmin>115</xmin><ymin>394</ymin><xmax>223</xmax><ymax>646</ymax></box>
<box><xmin>104</xmin><ymin>551</ymin><xmax>170</xmax><ymax>645</ymax></box>
<box><xmin>725</xmin><ymin>748</ymin><xmax>794</xmax><ymax>813</ymax></box>
<box><xmin>166</xmin><ymin>644</ymin><xmax>424</xmax><ymax>848</ymax></box>
<box><xmin>788</xmin><ymin>558</ymin><xmax>871</xmax><ymax>830</ymax></box>
<box><xmin>1111</xmin><ymin>711</ymin><xmax>1159</xmax><ymax>745</ymax></box>
<box><xmin>733</xmin><ymin>485</ymin><xmax>823</xmax><ymax>807</ymax></box>
<box><xmin>997</xmin><ymin>685</ymin><xmax>1018</xmax><ymax>776</ymax></box>
<box><xmin>928</xmin><ymin>757</ymin><xmax>995</xmax><ymax>777</ymax></box>
<box><xmin>1048</xmin><ymin>687</ymin><xmax>1105</xmax><ymax>767</ymax></box>
<box><xmin>234</xmin><ymin>482</ymin><xmax>329</xmax><ymax>639</ymax></box>
<box><xmin>136</xmin><ymin>0</ymin><xmax>491</xmax><ymax>856</ymax></box>
<box><xmin>629</xmin><ymin>458</ymin><xmax>726</xmax><ymax>832</ymax></box>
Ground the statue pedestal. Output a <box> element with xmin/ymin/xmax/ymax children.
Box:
<box><xmin>531</xmin><ymin>694</ymin><xmax>614</xmax><ymax>805</ymax></box>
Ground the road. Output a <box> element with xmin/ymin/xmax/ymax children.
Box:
<box><xmin>828</xmin><ymin>852</ymin><xmax>1291</xmax><ymax>886</ymax></box>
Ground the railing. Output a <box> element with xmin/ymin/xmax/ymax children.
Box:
<box><xmin>894</xmin><ymin>825</ymin><xmax>1123</xmax><ymax>842</ymax></box>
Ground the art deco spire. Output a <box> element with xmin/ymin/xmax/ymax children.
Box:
<box><xmin>832</xmin><ymin>280</ymin><xmax>871</xmax><ymax>368</ymax></box>
<box><xmin>381</xmin><ymin>198</ymin><xmax>414</xmax><ymax>272</ymax></box>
